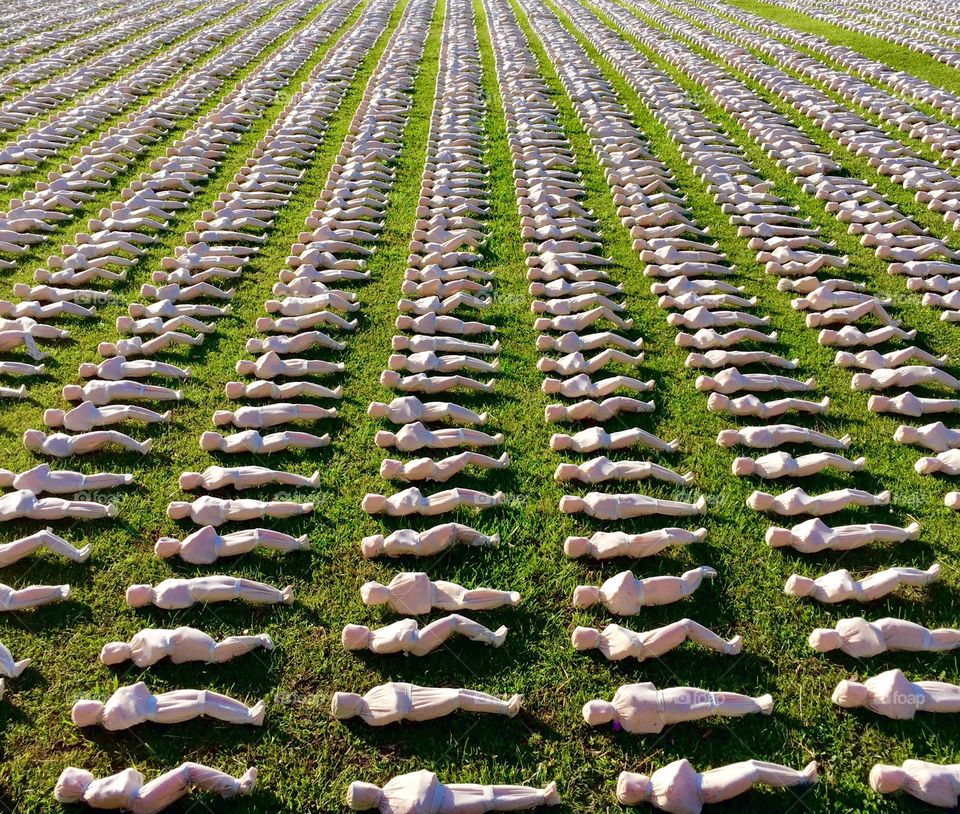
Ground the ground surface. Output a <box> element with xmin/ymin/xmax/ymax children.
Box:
<box><xmin>2</xmin><ymin>0</ymin><xmax>960</xmax><ymax>811</ymax></box>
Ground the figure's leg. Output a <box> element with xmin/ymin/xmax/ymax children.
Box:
<box><xmin>456</xmin><ymin>689</ymin><xmax>520</xmax><ymax>717</ymax></box>
<box><xmin>702</xmin><ymin>759</ymin><xmax>815</xmax><ymax>803</ymax></box>
<box><xmin>202</xmin><ymin>691</ymin><xmax>264</xmax><ymax>725</ymax></box>
<box><xmin>682</xmin><ymin>619</ymin><xmax>742</xmax><ymax>654</ymax></box>
<box><xmin>6</xmin><ymin>585</ymin><xmax>69</xmax><ymax>609</ymax></box>
<box><xmin>211</xmin><ymin>635</ymin><xmax>274</xmax><ymax>662</ymax></box>
<box><xmin>929</xmin><ymin>629</ymin><xmax>960</xmax><ymax>650</ymax></box>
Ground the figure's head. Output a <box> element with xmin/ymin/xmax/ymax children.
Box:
<box><xmin>99</xmin><ymin>641</ymin><xmax>133</xmax><ymax>665</ymax></box>
<box><xmin>234</xmin><ymin>360</ymin><xmax>254</xmax><ymax>375</ymax></box>
<box><xmin>746</xmin><ymin>491</ymin><xmax>774</xmax><ymax>511</ymax></box>
<box><xmin>341</xmin><ymin>624</ymin><xmax>371</xmax><ymax>650</ymax></box>
<box><xmin>562</xmin><ymin>536</ymin><xmax>590</xmax><ymax>558</ymax></box>
<box><xmin>582</xmin><ymin>699</ymin><xmax>616</xmax><ymax>725</ymax></box>
<box><xmin>224</xmin><ymin>381</ymin><xmax>245</xmax><ymax>399</ymax></box>
<box><xmin>378</xmin><ymin>459</ymin><xmax>402</xmax><ymax>479</ymax></box>
<box><xmin>765</xmin><ymin>526</ymin><xmax>794</xmax><ymax>548</ymax></box>
<box><xmin>359</xmin><ymin>580</ymin><xmax>389</xmax><ymax>605</ymax></box>
<box><xmin>832</xmin><ymin>679</ymin><xmax>869</xmax><ymax>708</ymax></box>
<box><xmin>42</xmin><ymin>409</ymin><xmax>65</xmax><ymax>428</ymax></box>
<box><xmin>869</xmin><ymin>764</ymin><xmax>906</xmax><ymax>794</ymax></box>
<box><xmin>199</xmin><ymin>432</ymin><xmax>224</xmax><ymax>451</ymax></box>
<box><xmin>716</xmin><ymin>429</ymin><xmax>739</xmax><ymax>448</ymax></box>
<box><xmin>571</xmin><ymin>626</ymin><xmax>601</xmax><ymax>651</ymax></box>
<box><xmin>70</xmin><ymin>700</ymin><xmax>105</xmax><ymax>727</ymax></box>
<box><xmin>125</xmin><ymin>583</ymin><xmax>153</xmax><ymax>607</ymax></box>
<box><xmin>22</xmin><ymin>430</ymin><xmax>44</xmax><ymax>450</ymax></box>
<box><xmin>616</xmin><ymin>772</ymin><xmax>652</xmax><ymax>806</ymax></box>
<box><xmin>731</xmin><ymin>457</ymin><xmax>755</xmax><ymax>476</ymax></box>
<box><xmin>153</xmin><ymin>537</ymin><xmax>181</xmax><ymax>559</ymax></box>
<box><xmin>166</xmin><ymin>502</ymin><xmax>190</xmax><ymax>520</ymax></box>
<box><xmin>360</xmin><ymin>535</ymin><xmax>384</xmax><ymax>558</ymax></box>
<box><xmin>346</xmin><ymin>781</ymin><xmax>383</xmax><ymax>810</ymax></box>
<box><xmin>572</xmin><ymin>585</ymin><xmax>600</xmax><ymax>608</ymax></box>
<box><xmin>330</xmin><ymin>692</ymin><xmax>363</xmax><ymax>719</ymax></box>
<box><xmin>379</xmin><ymin>370</ymin><xmax>400</xmax><ymax>387</ymax></box>
<box><xmin>54</xmin><ymin>768</ymin><xmax>96</xmax><ymax>802</ymax></box>
<box><xmin>783</xmin><ymin>574</ymin><xmax>815</xmax><ymax>597</ymax></box>
<box><xmin>366</xmin><ymin>401</ymin><xmax>388</xmax><ymax>418</ymax></box>
<box><xmin>808</xmin><ymin>628</ymin><xmax>842</xmax><ymax>652</ymax></box>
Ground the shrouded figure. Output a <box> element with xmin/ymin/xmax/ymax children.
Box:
<box><xmin>617</xmin><ymin>758</ymin><xmax>817</xmax><ymax>812</ymax></box>
<box><xmin>346</xmin><ymin>770</ymin><xmax>559</xmax><ymax>812</ymax></box>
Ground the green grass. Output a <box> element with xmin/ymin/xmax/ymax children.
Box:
<box><xmin>4</xmin><ymin>0</ymin><xmax>960</xmax><ymax>810</ymax></box>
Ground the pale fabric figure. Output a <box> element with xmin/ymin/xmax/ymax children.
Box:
<box><xmin>617</xmin><ymin>759</ymin><xmax>817</xmax><ymax>812</ymax></box>
<box><xmin>544</xmin><ymin>396</ymin><xmax>654</xmax><ymax>423</ymax></box>
<box><xmin>916</xmin><ymin>450</ymin><xmax>960</xmax><ymax>475</ymax></box>
<box><xmin>732</xmin><ymin>452</ymin><xmax>864</xmax><ymax>479</ymax></box>
<box><xmin>71</xmin><ymin>682</ymin><xmax>265</xmax><ymax>730</ymax></box>
<box><xmin>362</xmin><ymin>487</ymin><xmax>504</xmax><ymax>516</ymax></box>
<box><xmin>0</xmin><ymin>490</ymin><xmax>117</xmax><ymax>520</ymax></box>
<box><xmin>550</xmin><ymin>426</ymin><xmax>677</xmax><ymax>454</ymax></box>
<box><xmin>179</xmin><ymin>466</ymin><xmax>320</xmax><ymax>491</ymax></box>
<box><xmin>785</xmin><ymin>565</ymin><xmax>940</xmax><ymax>603</ymax></box>
<box><xmin>0</xmin><ymin>464</ymin><xmax>132</xmax><ymax>494</ymax></box>
<box><xmin>766</xmin><ymin>518</ymin><xmax>920</xmax><ymax>552</ymax></box>
<box><xmin>154</xmin><ymin>526</ymin><xmax>309</xmax><ymax>565</ymax></box>
<box><xmin>717</xmin><ymin>424</ymin><xmax>850</xmax><ymax>449</ymax></box>
<box><xmin>809</xmin><ymin>617</ymin><xmax>960</xmax><ymax>657</ymax></box>
<box><xmin>559</xmin><ymin>492</ymin><xmax>706</xmax><ymax>520</ymax></box>
<box><xmin>582</xmin><ymin>682</ymin><xmax>772</xmax><ymax>733</ymax></box>
<box><xmin>166</xmin><ymin>496</ymin><xmax>314</xmax><ymax>525</ymax></box>
<box><xmin>563</xmin><ymin>528</ymin><xmax>706</xmax><ymax>559</ymax></box>
<box><xmin>342</xmin><ymin>615</ymin><xmax>508</xmax><ymax>655</ymax></box>
<box><xmin>707</xmin><ymin>391</ymin><xmax>830</xmax><ymax>418</ymax></box>
<box><xmin>368</xmin><ymin>396</ymin><xmax>488</xmax><ymax>425</ymax></box>
<box><xmin>43</xmin><ymin>402</ymin><xmax>170</xmax><ymax>432</ymax></box>
<box><xmin>380</xmin><ymin>452</ymin><xmax>509</xmax><ymax>483</ymax></box>
<box><xmin>362</xmin><ymin>523</ymin><xmax>498</xmax><ymax>558</ymax></box>
<box><xmin>832</xmin><ymin>669</ymin><xmax>960</xmax><ymax>719</ymax></box>
<box><xmin>573</xmin><ymin>567</ymin><xmax>716</xmax><ymax>615</ymax></box>
<box><xmin>54</xmin><ymin>764</ymin><xmax>257</xmax><ymax>813</ymax></box>
<box><xmin>360</xmin><ymin>572</ymin><xmax>520</xmax><ymax>615</ymax></box>
<box><xmin>572</xmin><ymin>620</ymin><xmax>741</xmax><ymax>662</ymax></box>
<box><xmin>0</xmin><ymin>583</ymin><xmax>70</xmax><ymax>611</ymax></box>
<box><xmin>331</xmin><ymin>682</ymin><xmax>521</xmax><ymax>726</ymax></box>
<box><xmin>100</xmin><ymin>627</ymin><xmax>274</xmax><ymax>667</ymax></box>
<box><xmin>747</xmin><ymin>487</ymin><xmax>890</xmax><ymax>516</ymax></box>
<box><xmin>346</xmin><ymin>770</ymin><xmax>559</xmax><ymax>812</ymax></box>
<box><xmin>125</xmin><ymin>577</ymin><xmax>294</xmax><ymax>609</ymax></box>
<box><xmin>894</xmin><ymin>422</ymin><xmax>960</xmax><ymax>452</ymax></box>
<box><xmin>554</xmin><ymin>457</ymin><xmax>692</xmax><ymax>485</ymax></box>
<box><xmin>23</xmin><ymin>429</ymin><xmax>150</xmax><ymax>457</ymax></box>
<box><xmin>199</xmin><ymin>430</ymin><xmax>330</xmax><ymax>454</ymax></box>
<box><xmin>870</xmin><ymin>760</ymin><xmax>960</xmax><ymax>808</ymax></box>
<box><xmin>0</xmin><ymin>528</ymin><xmax>90</xmax><ymax>566</ymax></box>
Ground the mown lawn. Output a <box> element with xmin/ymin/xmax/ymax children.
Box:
<box><xmin>2</xmin><ymin>0</ymin><xmax>960</xmax><ymax>811</ymax></box>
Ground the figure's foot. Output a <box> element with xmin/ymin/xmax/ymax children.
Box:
<box><xmin>506</xmin><ymin>694</ymin><xmax>522</xmax><ymax>717</ymax></box>
<box><xmin>724</xmin><ymin>636</ymin><xmax>743</xmax><ymax>656</ymax></box>
<box><xmin>492</xmin><ymin>626</ymin><xmax>508</xmax><ymax>647</ymax></box>
<box><xmin>248</xmin><ymin>700</ymin><xmax>266</xmax><ymax>726</ymax></box>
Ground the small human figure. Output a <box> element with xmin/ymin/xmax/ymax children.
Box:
<box><xmin>573</xmin><ymin>567</ymin><xmax>716</xmax><ymax>615</ymax></box>
<box><xmin>616</xmin><ymin>758</ymin><xmax>817</xmax><ymax>811</ymax></box>
<box><xmin>360</xmin><ymin>572</ymin><xmax>520</xmax><ymax>615</ymax></box>
<box><xmin>582</xmin><ymin>682</ymin><xmax>772</xmax><ymax>733</ymax></box>
<box><xmin>833</xmin><ymin>669</ymin><xmax>960</xmax><ymax>719</ymax></box>
<box><xmin>342</xmin><ymin>616</ymin><xmax>508</xmax><ymax>655</ymax></box>
<box><xmin>53</xmin><ymin>763</ymin><xmax>257</xmax><ymax>813</ymax></box>
<box><xmin>71</xmin><ymin>682</ymin><xmax>264</xmax><ymax>730</ymax></box>
<box><xmin>572</xmin><ymin>620</ymin><xmax>741</xmax><ymax>662</ymax></box>
<box><xmin>346</xmin><ymin>770</ymin><xmax>559</xmax><ymax>812</ymax></box>
<box><xmin>100</xmin><ymin>627</ymin><xmax>274</xmax><ymax>667</ymax></box>
<box><xmin>331</xmin><ymin>682</ymin><xmax>521</xmax><ymax>726</ymax></box>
